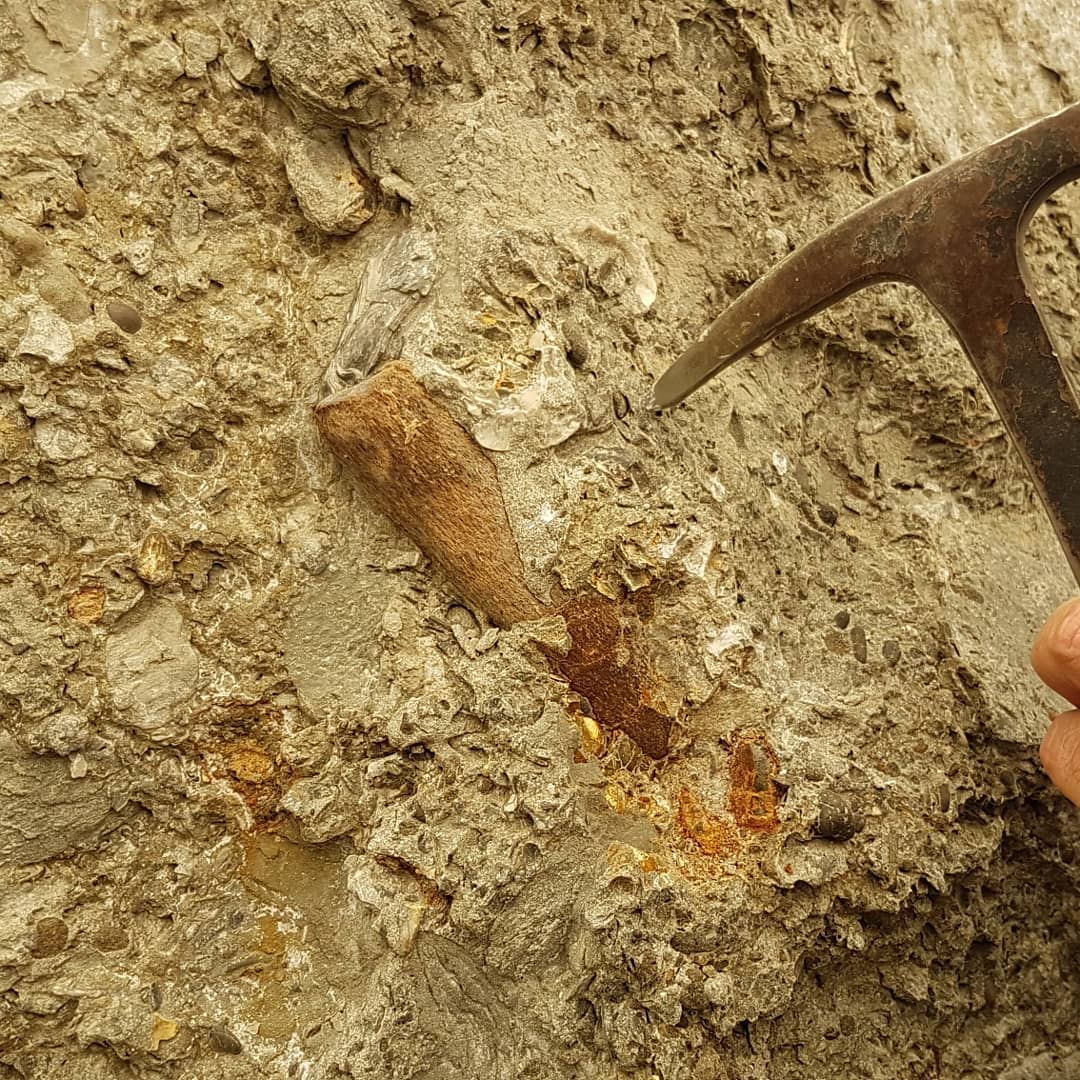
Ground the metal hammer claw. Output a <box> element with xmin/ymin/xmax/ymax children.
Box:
<box><xmin>655</xmin><ymin>102</ymin><xmax>1080</xmax><ymax>586</ymax></box>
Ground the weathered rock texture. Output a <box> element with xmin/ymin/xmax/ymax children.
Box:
<box><xmin>1</xmin><ymin>0</ymin><xmax>1079</xmax><ymax>1077</ymax></box>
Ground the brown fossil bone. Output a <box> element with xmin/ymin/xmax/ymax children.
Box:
<box><xmin>316</xmin><ymin>362</ymin><xmax>544</xmax><ymax>629</ymax></box>
<box><xmin>316</xmin><ymin>361</ymin><xmax>675</xmax><ymax>758</ymax></box>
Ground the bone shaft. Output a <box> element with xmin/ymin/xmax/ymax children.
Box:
<box><xmin>315</xmin><ymin>362</ymin><xmax>544</xmax><ymax>628</ymax></box>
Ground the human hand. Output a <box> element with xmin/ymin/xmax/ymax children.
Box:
<box><xmin>1033</xmin><ymin>598</ymin><xmax>1080</xmax><ymax>804</ymax></box>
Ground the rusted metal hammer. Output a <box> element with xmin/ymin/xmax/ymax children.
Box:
<box><xmin>655</xmin><ymin>102</ymin><xmax>1080</xmax><ymax>586</ymax></box>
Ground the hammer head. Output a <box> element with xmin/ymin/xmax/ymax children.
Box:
<box><xmin>655</xmin><ymin>102</ymin><xmax>1080</xmax><ymax>586</ymax></box>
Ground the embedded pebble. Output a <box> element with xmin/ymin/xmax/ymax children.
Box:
<box><xmin>562</xmin><ymin>316</ymin><xmax>591</xmax><ymax>367</ymax></box>
<box><xmin>25</xmin><ymin>710</ymin><xmax>91</xmax><ymax>755</ymax></box>
<box><xmin>105</xmin><ymin>601</ymin><xmax>199</xmax><ymax>741</ymax></box>
<box><xmin>38</xmin><ymin>265</ymin><xmax>92</xmax><ymax>323</ymax></box>
<box><xmin>765</xmin><ymin>227</ymin><xmax>789</xmax><ymax>256</ymax></box>
<box><xmin>814</xmin><ymin>795</ymin><xmax>865</xmax><ymax>841</ymax></box>
<box><xmin>135</xmin><ymin>529</ymin><xmax>173</xmax><ymax>586</ymax></box>
<box><xmin>105</xmin><ymin>300</ymin><xmax>143</xmax><ymax>334</ymax></box>
<box><xmin>30</xmin><ymin>917</ymin><xmax>69</xmax><ymax>958</ymax></box>
<box><xmin>379</xmin><ymin>172</ymin><xmax>418</xmax><ymax>205</ymax></box>
<box><xmin>0</xmin><ymin>218</ymin><xmax>46</xmax><ymax>264</ymax></box>
<box><xmin>179</xmin><ymin>29</ymin><xmax>219</xmax><ymax>78</ymax></box>
<box><xmin>224</xmin><ymin>45</ymin><xmax>269</xmax><ymax>88</ymax></box>
<box><xmin>68</xmin><ymin>586</ymin><xmax>106</xmax><ymax>624</ymax></box>
<box><xmin>817</xmin><ymin>503</ymin><xmax>839</xmax><ymax>526</ymax></box>
<box><xmin>850</xmin><ymin>625</ymin><xmax>868</xmax><ymax>664</ymax></box>
<box><xmin>138</xmin><ymin>39</ymin><xmax>185</xmax><ymax>87</ymax></box>
<box><xmin>209</xmin><ymin>1024</ymin><xmax>242</xmax><ymax>1055</ymax></box>
<box><xmin>284</xmin><ymin>128</ymin><xmax>373</xmax><ymax>235</ymax></box>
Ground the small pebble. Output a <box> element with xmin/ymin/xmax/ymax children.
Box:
<box><xmin>850</xmin><ymin>625</ymin><xmax>868</xmax><ymax>663</ymax></box>
<box><xmin>833</xmin><ymin>610</ymin><xmax>851</xmax><ymax>629</ymax></box>
<box><xmin>92</xmin><ymin>925</ymin><xmax>128</xmax><ymax>951</ymax></box>
<box><xmin>138</xmin><ymin>39</ymin><xmax>185</xmax><ymax>87</ymax></box>
<box><xmin>562</xmin><ymin>317</ymin><xmax>590</xmax><ymax>367</ymax></box>
<box><xmin>814</xmin><ymin>795</ymin><xmax>865</xmax><ymax>841</ymax></box>
<box><xmin>18</xmin><ymin>306</ymin><xmax>75</xmax><ymax>366</ymax></box>
<box><xmin>882</xmin><ymin>639</ymin><xmax>901</xmax><ymax>666</ymax></box>
<box><xmin>284</xmin><ymin>128</ymin><xmax>372</xmax><ymax>235</ymax></box>
<box><xmin>817</xmin><ymin>503</ymin><xmax>838</xmax><ymax>526</ymax></box>
<box><xmin>106</xmin><ymin>301</ymin><xmax>142</xmax><ymax>334</ymax></box>
<box><xmin>30</xmin><ymin>917</ymin><xmax>69</xmax><ymax>958</ymax></box>
<box><xmin>136</xmin><ymin>529</ymin><xmax>173</xmax><ymax>586</ymax></box>
<box><xmin>34</xmin><ymin>418</ymin><xmax>90</xmax><ymax>463</ymax></box>
<box><xmin>0</xmin><ymin>219</ymin><xmax>46</xmax><ymax>264</ymax></box>
<box><xmin>765</xmin><ymin>227</ymin><xmax>789</xmax><ymax>256</ymax></box>
<box><xmin>378</xmin><ymin>172</ymin><xmax>418</xmax><ymax>205</ymax></box>
<box><xmin>224</xmin><ymin>45</ymin><xmax>269</xmax><ymax>87</ymax></box>
<box><xmin>179</xmin><ymin>29</ymin><xmax>219</xmax><ymax>79</ymax></box>
<box><xmin>209</xmin><ymin>1023</ymin><xmax>242</xmax><ymax>1055</ymax></box>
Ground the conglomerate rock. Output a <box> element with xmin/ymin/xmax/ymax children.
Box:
<box><xmin>1</xmin><ymin>1</ymin><xmax>1079</xmax><ymax>1077</ymax></box>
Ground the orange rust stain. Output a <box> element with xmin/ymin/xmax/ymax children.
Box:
<box><xmin>552</xmin><ymin>591</ymin><xmax>675</xmax><ymax>760</ymax></box>
<box><xmin>227</xmin><ymin>744</ymin><xmax>275</xmax><ymax>783</ymax></box>
<box><xmin>256</xmin><ymin>914</ymin><xmax>286</xmax><ymax>959</ymax></box>
<box><xmin>676</xmin><ymin>786</ymin><xmax>741</xmax><ymax>858</ymax></box>
<box><xmin>68</xmin><ymin>585</ymin><xmax>105</xmax><ymax>624</ymax></box>
<box><xmin>728</xmin><ymin>732</ymin><xmax>782</xmax><ymax>833</ymax></box>
<box><xmin>604</xmin><ymin>842</ymin><xmax>667</xmax><ymax>879</ymax></box>
<box><xmin>189</xmin><ymin>701</ymin><xmax>296</xmax><ymax>825</ymax></box>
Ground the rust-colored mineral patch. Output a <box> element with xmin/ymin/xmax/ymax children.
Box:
<box><xmin>67</xmin><ymin>585</ymin><xmax>105</xmax><ymax>624</ymax></box>
<box><xmin>554</xmin><ymin>591</ymin><xmax>676</xmax><ymax>760</ymax></box>
<box><xmin>676</xmin><ymin>786</ymin><xmax>741</xmax><ymax>858</ymax></box>
<box><xmin>191</xmin><ymin>701</ymin><xmax>295</xmax><ymax>824</ymax></box>
<box><xmin>728</xmin><ymin>732</ymin><xmax>782</xmax><ymax>833</ymax></box>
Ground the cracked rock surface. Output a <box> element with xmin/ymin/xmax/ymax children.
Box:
<box><xmin>1</xmin><ymin>0</ymin><xmax>1079</xmax><ymax>1077</ymax></box>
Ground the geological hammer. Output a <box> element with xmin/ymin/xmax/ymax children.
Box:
<box><xmin>655</xmin><ymin>102</ymin><xmax>1080</xmax><ymax>586</ymax></box>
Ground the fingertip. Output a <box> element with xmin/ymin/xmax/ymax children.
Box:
<box><xmin>1032</xmin><ymin>598</ymin><xmax>1080</xmax><ymax>707</ymax></box>
<box><xmin>1041</xmin><ymin>710</ymin><xmax>1080</xmax><ymax>807</ymax></box>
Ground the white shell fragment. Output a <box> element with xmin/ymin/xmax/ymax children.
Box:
<box><xmin>472</xmin><ymin>341</ymin><xmax>587</xmax><ymax>452</ymax></box>
<box><xmin>17</xmin><ymin>305</ymin><xmax>74</xmax><ymax>366</ymax></box>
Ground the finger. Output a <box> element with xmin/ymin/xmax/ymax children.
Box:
<box><xmin>1041</xmin><ymin>710</ymin><xmax>1080</xmax><ymax>806</ymax></box>
<box><xmin>1031</xmin><ymin>597</ymin><xmax>1080</xmax><ymax>707</ymax></box>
